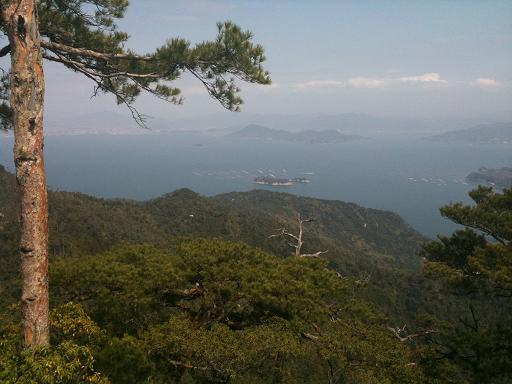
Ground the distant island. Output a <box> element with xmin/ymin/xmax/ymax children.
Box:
<box><xmin>254</xmin><ymin>176</ymin><xmax>311</xmax><ymax>186</ymax></box>
<box><xmin>254</xmin><ymin>176</ymin><xmax>293</xmax><ymax>186</ymax></box>
<box><xmin>425</xmin><ymin>122</ymin><xmax>512</xmax><ymax>144</ymax></box>
<box><xmin>227</xmin><ymin>124</ymin><xmax>364</xmax><ymax>144</ymax></box>
<box><xmin>466</xmin><ymin>167</ymin><xmax>512</xmax><ymax>188</ymax></box>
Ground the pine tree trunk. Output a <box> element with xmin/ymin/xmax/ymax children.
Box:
<box><xmin>1</xmin><ymin>0</ymin><xmax>48</xmax><ymax>348</ymax></box>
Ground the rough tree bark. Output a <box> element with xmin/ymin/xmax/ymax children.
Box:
<box><xmin>1</xmin><ymin>0</ymin><xmax>48</xmax><ymax>348</ymax></box>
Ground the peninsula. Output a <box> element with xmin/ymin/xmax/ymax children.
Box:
<box><xmin>466</xmin><ymin>167</ymin><xmax>512</xmax><ymax>188</ymax></box>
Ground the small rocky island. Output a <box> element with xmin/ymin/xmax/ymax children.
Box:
<box><xmin>254</xmin><ymin>176</ymin><xmax>311</xmax><ymax>186</ymax></box>
<box><xmin>466</xmin><ymin>167</ymin><xmax>512</xmax><ymax>188</ymax></box>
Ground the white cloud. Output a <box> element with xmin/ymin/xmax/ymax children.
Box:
<box><xmin>399</xmin><ymin>72</ymin><xmax>446</xmax><ymax>83</ymax></box>
<box><xmin>347</xmin><ymin>77</ymin><xmax>385</xmax><ymax>88</ymax></box>
<box><xmin>472</xmin><ymin>78</ymin><xmax>501</xmax><ymax>87</ymax></box>
<box><xmin>294</xmin><ymin>72</ymin><xmax>449</xmax><ymax>91</ymax></box>
<box><xmin>294</xmin><ymin>80</ymin><xmax>345</xmax><ymax>90</ymax></box>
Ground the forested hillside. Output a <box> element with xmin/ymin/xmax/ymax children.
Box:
<box><xmin>215</xmin><ymin>190</ymin><xmax>422</xmax><ymax>268</ymax></box>
<box><xmin>2</xmin><ymin>240</ymin><xmax>434</xmax><ymax>383</ymax></box>
<box><xmin>1</xmin><ymin>164</ymin><xmax>435</xmax><ymax>383</ymax></box>
<box><xmin>2</xmin><ymin>165</ymin><xmax>511</xmax><ymax>383</ymax></box>
<box><xmin>1</xmin><ymin>165</ymin><xmax>426</xmax><ymax>319</ymax></box>
<box><xmin>1</xmin><ymin>0</ymin><xmax>509</xmax><ymax>382</ymax></box>
<box><xmin>1</xmin><ymin>165</ymin><xmax>422</xmax><ymax>264</ymax></box>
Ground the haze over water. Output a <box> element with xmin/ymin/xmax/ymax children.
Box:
<box><xmin>1</xmin><ymin>132</ymin><xmax>509</xmax><ymax>238</ymax></box>
<box><xmin>0</xmin><ymin>0</ymin><xmax>505</xmax><ymax>240</ymax></box>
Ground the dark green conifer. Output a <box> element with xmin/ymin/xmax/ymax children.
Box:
<box><xmin>421</xmin><ymin>186</ymin><xmax>512</xmax><ymax>383</ymax></box>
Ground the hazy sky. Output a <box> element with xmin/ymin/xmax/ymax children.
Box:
<box><xmin>40</xmin><ymin>0</ymin><xmax>512</xmax><ymax>121</ymax></box>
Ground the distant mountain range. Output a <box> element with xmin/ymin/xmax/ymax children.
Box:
<box><xmin>425</xmin><ymin>122</ymin><xmax>512</xmax><ymax>144</ymax></box>
<box><xmin>43</xmin><ymin>111</ymin><xmax>176</xmax><ymax>136</ymax></box>
<box><xmin>38</xmin><ymin>110</ymin><xmax>510</xmax><ymax>137</ymax></box>
<box><xmin>166</xmin><ymin>112</ymin><xmax>509</xmax><ymax>136</ymax></box>
<box><xmin>466</xmin><ymin>167</ymin><xmax>512</xmax><ymax>188</ymax></box>
<box><xmin>226</xmin><ymin>124</ymin><xmax>364</xmax><ymax>143</ymax></box>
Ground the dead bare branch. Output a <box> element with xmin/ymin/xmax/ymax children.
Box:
<box><xmin>301</xmin><ymin>332</ymin><xmax>320</xmax><ymax>340</ymax></box>
<box><xmin>300</xmin><ymin>250</ymin><xmax>328</xmax><ymax>258</ymax></box>
<box><xmin>269</xmin><ymin>213</ymin><xmax>326</xmax><ymax>257</ymax></box>
<box><xmin>387</xmin><ymin>324</ymin><xmax>438</xmax><ymax>342</ymax></box>
<box><xmin>167</xmin><ymin>359</ymin><xmax>208</xmax><ymax>371</ymax></box>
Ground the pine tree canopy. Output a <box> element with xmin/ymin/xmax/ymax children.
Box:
<box><xmin>419</xmin><ymin>187</ymin><xmax>512</xmax><ymax>383</ymax></box>
<box><xmin>0</xmin><ymin>0</ymin><xmax>271</xmax><ymax>128</ymax></box>
<box><xmin>422</xmin><ymin>186</ymin><xmax>512</xmax><ymax>296</ymax></box>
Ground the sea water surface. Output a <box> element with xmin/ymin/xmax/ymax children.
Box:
<box><xmin>1</xmin><ymin>132</ymin><xmax>510</xmax><ymax>238</ymax></box>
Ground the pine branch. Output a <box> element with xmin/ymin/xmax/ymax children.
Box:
<box><xmin>0</xmin><ymin>45</ymin><xmax>10</xmax><ymax>57</ymax></box>
<box><xmin>42</xmin><ymin>53</ymin><xmax>148</xmax><ymax>128</ymax></box>
<box><xmin>41</xmin><ymin>40</ymin><xmax>153</xmax><ymax>61</ymax></box>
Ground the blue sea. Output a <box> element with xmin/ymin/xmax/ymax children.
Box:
<box><xmin>1</xmin><ymin>132</ymin><xmax>510</xmax><ymax>238</ymax></box>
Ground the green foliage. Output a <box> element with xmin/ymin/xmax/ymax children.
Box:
<box><xmin>0</xmin><ymin>165</ymin><xmax>433</xmax><ymax>339</ymax></box>
<box><xmin>1</xmin><ymin>165</ymin><xmax>485</xmax><ymax>383</ymax></box>
<box><xmin>0</xmin><ymin>167</ymin><xmax>423</xmax><ymax>272</ymax></box>
<box><xmin>0</xmin><ymin>304</ymin><xmax>108</xmax><ymax>384</ymax></box>
<box><xmin>51</xmin><ymin>241</ymin><xmax>347</xmax><ymax>335</ymax></box>
<box><xmin>216</xmin><ymin>190</ymin><xmax>424</xmax><ymax>269</ymax></box>
<box><xmin>52</xmin><ymin>245</ymin><xmax>181</xmax><ymax>334</ymax></box>
<box><xmin>38</xmin><ymin>0</ymin><xmax>130</xmax><ymax>50</ymax></box>
<box><xmin>440</xmin><ymin>186</ymin><xmax>511</xmax><ymax>246</ymax></box>
<box><xmin>421</xmin><ymin>229</ymin><xmax>486</xmax><ymax>270</ymax></box>
<box><xmin>142</xmin><ymin>315</ymin><xmax>304</xmax><ymax>383</ymax></box>
<box><xmin>423</xmin><ymin>186</ymin><xmax>512</xmax><ymax>297</ymax></box>
<box><xmin>0</xmin><ymin>166</ymin><xmax>19</xmax><ymax>308</ymax></box>
<box><xmin>94</xmin><ymin>336</ymin><xmax>153</xmax><ymax>384</ymax></box>
<box><xmin>308</xmin><ymin>300</ymin><xmax>428</xmax><ymax>384</ymax></box>
<box><xmin>45</xmin><ymin>239</ymin><xmax>429</xmax><ymax>383</ymax></box>
<box><xmin>51</xmin><ymin>303</ymin><xmax>105</xmax><ymax>345</ymax></box>
<box><xmin>420</xmin><ymin>187</ymin><xmax>512</xmax><ymax>383</ymax></box>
